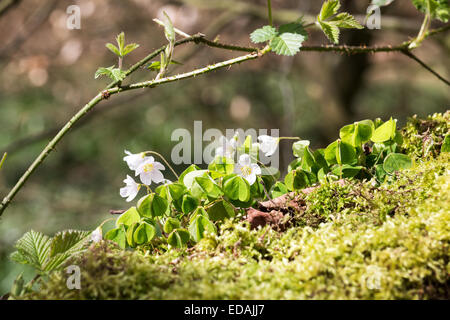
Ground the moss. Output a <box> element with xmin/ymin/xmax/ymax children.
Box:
<box><xmin>401</xmin><ymin>111</ymin><xmax>449</xmax><ymax>159</ymax></box>
<box><xmin>24</xmin><ymin>152</ymin><xmax>450</xmax><ymax>300</ymax></box>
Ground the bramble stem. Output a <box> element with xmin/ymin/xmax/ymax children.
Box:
<box><xmin>0</xmin><ymin>22</ymin><xmax>448</xmax><ymax>216</ymax></box>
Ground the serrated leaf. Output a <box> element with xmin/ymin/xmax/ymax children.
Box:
<box><xmin>270</xmin><ymin>32</ymin><xmax>306</xmax><ymax>56</ymax></box>
<box><xmin>116</xmin><ymin>32</ymin><xmax>125</xmax><ymax>52</ymax></box>
<box><xmin>319</xmin><ymin>0</ymin><xmax>341</xmax><ymax>21</ymax></box>
<box><xmin>331</xmin><ymin>13</ymin><xmax>364</xmax><ymax>29</ymax></box>
<box><xmin>250</xmin><ymin>25</ymin><xmax>277</xmax><ymax>43</ymax></box>
<box><xmin>122</xmin><ymin>43</ymin><xmax>140</xmax><ymax>56</ymax></box>
<box><xmin>95</xmin><ymin>66</ymin><xmax>126</xmax><ymax>82</ymax></box>
<box><xmin>10</xmin><ymin>230</ymin><xmax>52</xmax><ymax>271</ymax></box>
<box><xmin>106</xmin><ymin>43</ymin><xmax>120</xmax><ymax>56</ymax></box>
<box><xmin>318</xmin><ymin>21</ymin><xmax>341</xmax><ymax>44</ymax></box>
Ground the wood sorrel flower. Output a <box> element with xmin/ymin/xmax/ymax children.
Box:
<box><xmin>91</xmin><ymin>228</ymin><xmax>102</xmax><ymax>243</ymax></box>
<box><xmin>215</xmin><ymin>135</ymin><xmax>238</xmax><ymax>158</ymax></box>
<box><xmin>257</xmin><ymin>135</ymin><xmax>279</xmax><ymax>157</ymax></box>
<box><xmin>135</xmin><ymin>156</ymin><xmax>165</xmax><ymax>185</ymax></box>
<box><xmin>234</xmin><ymin>154</ymin><xmax>261</xmax><ymax>185</ymax></box>
<box><xmin>123</xmin><ymin>150</ymin><xmax>148</xmax><ymax>171</ymax></box>
<box><xmin>120</xmin><ymin>175</ymin><xmax>140</xmax><ymax>202</ymax></box>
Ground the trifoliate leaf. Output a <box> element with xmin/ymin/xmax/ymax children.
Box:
<box><xmin>250</xmin><ymin>25</ymin><xmax>277</xmax><ymax>43</ymax></box>
<box><xmin>383</xmin><ymin>153</ymin><xmax>413</xmax><ymax>173</ymax></box>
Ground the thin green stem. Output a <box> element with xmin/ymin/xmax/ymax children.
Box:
<box><xmin>279</xmin><ymin>137</ymin><xmax>300</xmax><ymax>141</ymax></box>
<box><xmin>143</xmin><ymin>151</ymin><xmax>180</xmax><ymax>180</ymax></box>
<box><xmin>267</xmin><ymin>0</ymin><xmax>273</xmax><ymax>26</ymax></box>
<box><xmin>0</xmin><ymin>152</ymin><xmax>6</xmax><ymax>170</ymax></box>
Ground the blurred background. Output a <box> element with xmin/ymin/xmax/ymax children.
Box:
<box><xmin>0</xmin><ymin>0</ymin><xmax>448</xmax><ymax>294</ymax></box>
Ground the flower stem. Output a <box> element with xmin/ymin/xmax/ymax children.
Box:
<box><xmin>267</xmin><ymin>0</ymin><xmax>273</xmax><ymax>26</ymax></box>
<box><xmin>0</xmin><ymin>152</ymin><xmax>6</xmax><ymax>170</ymax></box>
<box><xmin>144</xmin><ymin>151</ymin><xmax>180</xmax><ymax>180</ymax></box>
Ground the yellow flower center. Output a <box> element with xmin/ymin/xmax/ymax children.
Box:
<box><xmin>143</xmin><ymin>163</ymin><xmax>154</xmax><ymax>173</ymax></box>
<box><xmin>240</xmin><ymin>165</ymin><xmax>252</xmax><ymax>176</ymax></box>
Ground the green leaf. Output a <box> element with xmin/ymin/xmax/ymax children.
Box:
<box><xmin>207</xmin><ymin>200</ymin><xmax>235</xmax><ymax>221</ymax></box>
<box><xmin>292</xmin><ymin>140</ymin><xmax>311</xmax><ymax>158</ymax></box>
<box><xmin>122</xmin><ymin>43</ymin><xmax>140</xmax><ymax>56</ymax></box>
<box><xmin>134</xmin><ymin>222</ymin><xmax>156</xmax><ymax>245</ymax></box>
<box><xmin>270</xmin><ymin>32</ymin><xmax>306</xmax><ymax>56</ymax></box>
<box><xmin>182</xmin><ymin>194</ymin><xmax>199</xmax><ymax>214</ymax></box>
<box><xmin>168</xmin><ymin>183</ymin><xmax>187</xmax><ymax>201</ymax></box>
<box><xmin>162</xmin><ymin>11</ymin><xmax>176</xmax><ymax>42</ymax></box>
<box><xmin>167</xmin><ymin>229</ymin><xmax>190</xmax><ymax>248</ymax></box>
<box><xmin>164</xmin><ymin>218</ymin><xmax>181</xmax><ymax>234</ymax></box>
<box><xmin>318</xmin><ymin>21</ymin><xmax>340</xmax><ymax>44</ymax></box>
<box><xmin>285</xmin><ymin>169</ymin><xmax>316</xmax><ymax>191</ymax></box>
<box><xmin>319</xmin><ymin>0</ymin><xmax>341</xmax><ymax>21</ymax></box>
<box><xmin>270</xmin><ymin>182</ymin><xmax>289</xmax><ymax>198</ymax></box>
<box><xmin>331</xmin><ymin>165</ymin><xmax>363</xmax><ymax>178</ymax></box>
<box><xmin>325</xmin><ymin>140</ymin><xmax>356</xmax><ymax>165</ymax></box>
<box><xmin>371</xmin><ymin>118</ymin><xmax>397</xmax><ymax>143</ymax></box>
<box><xmin>412</xmin><ymin>0</ymin><xmax>450</xmax><ymax>22</ymax></box>
<box><xmin>104</xmin><ymin>225</ymin><xmax>126</xmax><ymax>249</ymax></box>
<box><xmin>194</xmin><ymin>177</ymin><xmax>224</xmax><ymax>199</ymax></box>
<box><xmin>189</xmin><ymin>215</ymin><xmax>216</xmax><ymax>243</ymax></box>
<box><xmin>137</xmin><ymin>194</ymin><xmax>168</xmax><ymax>218</ymax></box>
<box><xmin>116</xmin><ymin>32</ymin><xmax>125</xmax><ymax>52</ymax></box>
<box><xmin>383</xmin><ymin>153</ymin><xmax>413</xmax><ymax>174</ymax></box>
<box><xmin>183</xmin><ymin>169</ymin><xmax>208</xmax><ymax>189</ymax></box>
<box><xmin>441</xmin><ymin>134</ymin><xmax>450</xmax><ymax>152</ymax></box>
<box><xmin>223</xmin><ymin>176</ymin><xmax>251</xmax><ymax>202</ymax></box>
<box><xmin>10</xmin><ymin>230</ymin><xmax>52</xmax><ymax>272</ymax></box>
<box><xmin>330</xmin><ymin>13</ymin><xmax>364</xmax><ymax>29</ymax></box>
<box><xmin>340</xmin><ymin>121</ymin><xmax>373</xmax><ymax>147</ymax></box>
<box><xmin>106</xmin><ymin>43</ymin><xmax>120</xmax><ymax>56</ymax></box>
<box><xmin>126</xmin><ymin>222</ymin><xmax>139</xmax><ymax>247</ymax></box>
<box><xmin>208</xmin><ymin>157</ymin><xmax>234</xmax><ymax>178</ymax></box>
<box><xmin>116</xmin><ymin>207</ymin><xmax>141</xmax><ymax>227</ymax></box>
<box><xmin>95</xmin><ymin>66</ymin><xmax>126</xmax><ymax>82</ymax></box>
<box><xmin>250</xmin><ymin>25</ymin><xmax>277</xmax><ymax>43</ymax></box>
<box><xmin>44</xmin><ymin>230</ymin><xmax>91</xmax><ymax>272</ymax></box>
<box><xmin>179</xmin><ymin>164</ymin><xmax>201</xmax><ymax>185</ymax></box>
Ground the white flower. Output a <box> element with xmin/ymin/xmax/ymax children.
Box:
<box><xmin>215</xmin><ymin>135</ymin><xmax>238</xmax><ymax>158</ymax></box>
<box><xmin>234</xmin><ymin>154</ymin><xmax>261</xmax><ymax>185</ymax></box>
<box><xmin>135</xmin><ymin>156</ymin><xmax>165</xmax><ymax>185</ymax></box>
<box><xmin>91</xmin><ymin>228</ymin><xmax>102</xmax><ymax>243</ymax></box>
<box><xmin>258</xmin><ymin>135</ymin><xmax>279</xmax><ymax>157</ymax></box>
<box><xmin>120</xmin><ymin>175</ymin><xmax>140</xmax><ymax>202</ymax></box>
<box><xmin>123</xmin><ymin>150</ymin><xmax>147</xmax><ymax>171</ymax></box>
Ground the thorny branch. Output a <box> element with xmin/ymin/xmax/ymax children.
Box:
<box><xmin>0</xmin><ymin>21</ymin><xmax>448</xmax><ymax>216</ymax></box>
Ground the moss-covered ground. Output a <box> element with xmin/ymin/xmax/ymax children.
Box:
<box><xmin>24</xmin><ymin>112</ymin><xmax>450</xmax><ymax>300</ymax></box>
